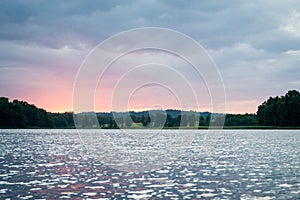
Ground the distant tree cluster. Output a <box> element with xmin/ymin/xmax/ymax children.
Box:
<box><xmin>107</xmin><ymin>111</ymin><xmax>200</xmax><ymax>129</ymax></box>
<box><xmin>225</xmin><ymin>114</ymin><xmax>258</xmax><ymax>126</ymax></box>
<box><xmin>257</xmin><ymin>90</ymin><xmax>300</xmax><ymax>126</ymax></box>
<box><xmin>91</xmin><ymin>111</ymin><xmax>195</xmax><ymax>129</ymax></box>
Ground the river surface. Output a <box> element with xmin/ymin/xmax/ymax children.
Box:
<box><xmin>0</xmin><ymin>129</ymin><xmax>299</xmax><ymax>199</ymax></box>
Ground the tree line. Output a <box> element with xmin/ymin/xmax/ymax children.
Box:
<box><xmin>0</xmin><ymin>90</ymin><xmax>299</xmax><ymax>128</ymax></box>
<box><xmin>94</xmin><ymin>112</ymin><xmax>258</xmax><ymax>129</ymax></box>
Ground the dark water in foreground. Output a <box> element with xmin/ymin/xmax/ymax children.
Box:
<box><xmin>0</xmin><ymin>129</ymin><xmax>299</xmax><ymax>199</ymax></box>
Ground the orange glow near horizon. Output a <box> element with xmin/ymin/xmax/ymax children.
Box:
<box><xmin>6</xmin><ymin>93</ymin><xmax>260</xmax><ymax>114</ymax></box>
<box><xmin>2</xmin><ymin>64</ymin><xmax>260</xmax><ymax>114</ymax></box>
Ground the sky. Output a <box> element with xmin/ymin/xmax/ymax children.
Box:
<box><xmin>0</xmin><ymin>0</ymin><xmax>299</xmax><ymax>114</ymax></box>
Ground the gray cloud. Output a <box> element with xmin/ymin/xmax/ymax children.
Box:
<box><xmin>1</xmin><ymin>0</ymin><xmax>299</xmax><ymax>50</ymax></box>
<box><xmin>0</xmin><ymin>0</ymin><xmax>299</xmax><ymax>113</ymax></box>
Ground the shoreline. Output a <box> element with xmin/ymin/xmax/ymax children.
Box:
<box><xmin>1</xmin><ymin>126</ymin><xmax>300</xmax><ymax>130</ymax></box>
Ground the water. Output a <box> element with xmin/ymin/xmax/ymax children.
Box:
<box><xmin>0</xmin><ymin>129</ymin><xmax>299</xmax><ymax>199</ymax></box>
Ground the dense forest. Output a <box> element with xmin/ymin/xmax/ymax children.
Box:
<box><xmin>257</xmin><ymin>90</ymin><xmax>300</xmax><ymax>126</ymax></box>
<box><xmin>0</xmin><ymin>90</ymin><xmax>299</xmax><ymax>128</ymax></box>
<box><xmin>0</xmin><ymin>97</ymin><xmax>73</xmax><ymax>128</ymax></box>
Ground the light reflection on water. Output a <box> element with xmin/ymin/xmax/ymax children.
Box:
<box><xmin>0</xmin><ymin>129</ymin><xmax>299</xmax><ymax>199</ymax></box>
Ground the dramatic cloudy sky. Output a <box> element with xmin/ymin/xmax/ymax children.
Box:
<box><xmin>0</xmin><ymin>0</ymin><xmax>299</xmax><ymax>113</ymax></box>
